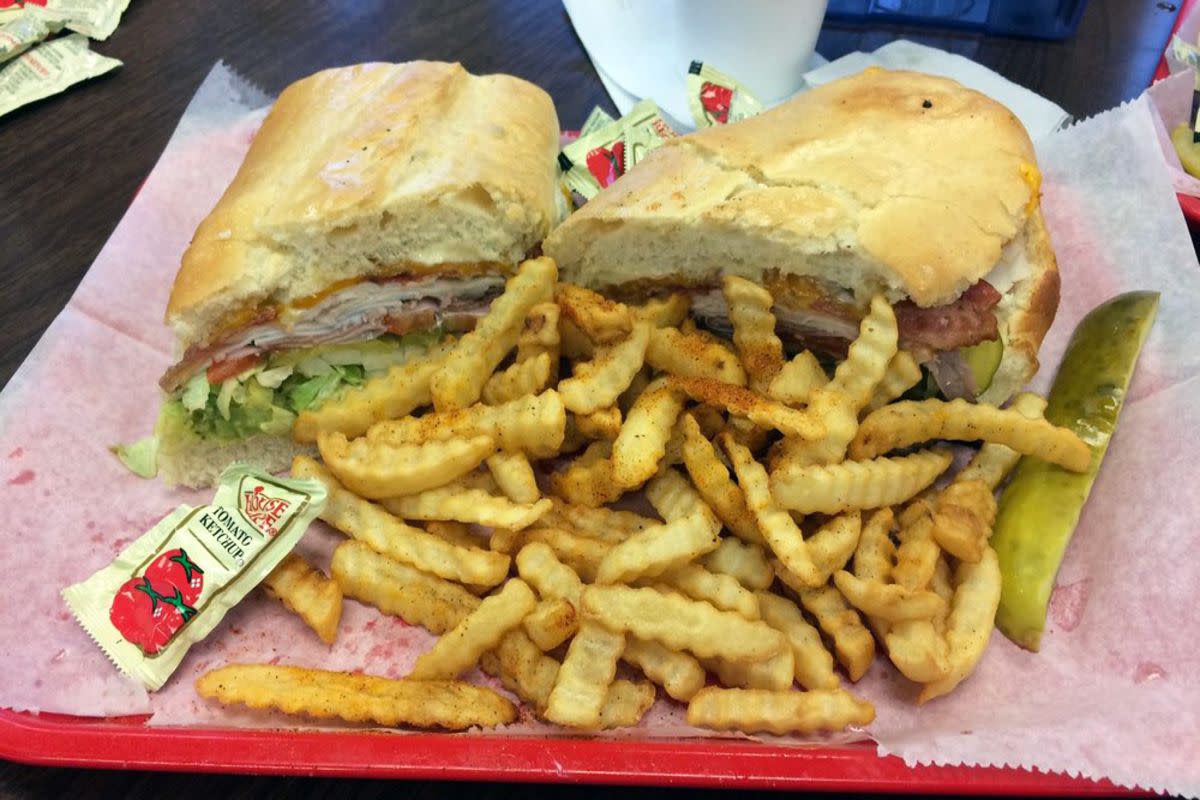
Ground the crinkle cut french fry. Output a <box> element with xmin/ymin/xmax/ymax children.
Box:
<box><xmin>686</xmin><ymin>687</ymin><xmax>874</xmax><ymax>735</ymax></box>
<box><xmin>292</xmin><ymin>341</ymin><xmax>454</xmax><ymax>443</ymax></box>
<box><xmin>828</xmin><ymin>294</ymin><xmax>898</xmax><ymax>411</ymax></box>
<box><xmin>520</xmin><ymin>527</ymin><xmax>612</xmax><ymax>583</ymax></box>
<box><xmin>381</xmin><ymin>485</ymin><xmax>551</xmax><ymax>532</ymax></box>
<box><xmin>611</xmin><ymin>378</ymin><xmax>686</xmax><ymax>489</ymax></box>
<box><xmin>559</xmin><ymin>317</ymin><xmax>595</xmax><ymax>360</ymax></box>
<box><xmin>523</xmin><ymin>597</ymin><xmax>579</xmax><ymax>651</ymax></box>
<box><xmin>195</xmin><ymin>664</ymin><xmax>516</xmax><ymax>730</ymax></box>
<box><xmin>431</xmin><ymin>256</ymin><xmax>557</xmax><ymax>410</ymax></box>
<box><xmin>556</xmin><ymin>283</ymin><xmax>633</xmax><ymax>345</ymax></box>
<box><xmin>653</xmin><ymin>563</ymin><xmax>760</xmax><ymax>620</ymax></box>
<box><xmin>594</xmin><ymin>509</ymin><xmax>720</xmax><ymax>585</ymax></box>
<box><xmin>930</xmin><ymin>480</ymin><xmax>996</xmax><ymax>563</ymax></box>
<box><xmin>318</xmin><ymin>431</ymin><xmax>496</xmax><ymax>499</ymax></box>
<box><xmin>559</xmin><ymin>322</ymin><xmax>651</xmax><ymax>415</ymax></box>
<box><xmin>262</xmin><ymin>553</ymin><xmax>343</xmax><ymax>645</ymax></box>
<box><xmin>679</xmin><ymin>413</ymin><xmax>766</xmax><ymax>545</ymax></box>
<box><xmin>756</xmin><ymin>591</ymin><xmax>839</xmax><ymax>691</ymax></box>
<box><xmin>768</xmin><ymin>450</ymin><xmax>953</xmax><ymax>514</ymax></box>
<box><xmin>368</xmin><ymin>391</ymin><xmax>565</xmax><ymax>458</ymax></box>
<box><xmin>865</xmin><ymin>351</ymin><xmax>922</xmax><ymax>414</ymax></box>
<box><xmin>516</xmin><ymin>541</ymin><xmax>585</xmax><ymax>606</ymax></box>
<box><xmin>706</xmin><ymin>646</ymin><xmax>794</xmax><ymax>691</ymax></box>
<box><xmin>597</xmin><ymin>679</ymin><xmax>656</xmax><ymax>729</ymax></box>
<box><xmin>893</xmin><ymin>514</ymin><xmax>938</xmax><ymax>590</ymax></box>
<box><xmin>647</xmin><ymin>326</ymin><xmax>748</xmax><ymax>386</ymax></box>
<box><xmin>670</xmin><ymin>376</ymin><xmax>824</xmax><ymax>440</ymax></box>
<box><xmin>767</xmin><ymin>350</ymin><xmax>828</xmax><ymax>406</ymax></box>
<box><xmin>293</xmin><ymin>457</ymin><xmax>511</xmax><ymax>586</ymax></box>
<box><xmin>644</xmin><ymin>465</ymin><xmax>708</xmax><ymax>522</ymax></box>
<box><xmin>480</xmin><ymin>629</ymin><xmax>561</xmax><ymax>711</ymax></box>
<box><xmin>773</xmin><ymin>387</ymin><xmax>858</xmax><ymax>467</ymax></box>
<box><xmin>330</xmin><ymin>541</ymin><xmax>479</xmax><ymax>635</ymax></box>
<box><xmin>918</xmin><ymin>547</ymin><xmax>1002</xmax><ymax>703</ymax></box>
<box><xmin>850</xmin><ymin>398</ymin><xmax>1090</xmax><ymax>471</ymax></box>
<box><xmin>539</xmin><ymin>501</ymin><xmax>655</xmax><ymax>543</ymax></box>
<box><xmin>409</xmin><ymin>579</ymin><xmax>538</xmax><ymax>681</ymax></box>
<box><xmin>423</xmin><ymin>520</ymin><xmax>484</xmax><ymax>550</ymax></box>
<box><xmin>633</xmin><ymin>293</ymin><xmax>691</xmax><ymax>328</ymax></box>
<box><xmin>548</xmin><ymin>439</ymin><xmax>625</xmax><ymax>508</ymax></box>
<box><xmin>700</xmin><ymin>537</ymin><xmax>774</xmax><ymax>591</ymax></box>
<box><xmin>482</xmin><ymin>351</ymin><xmax>553</xmax><ymax>405</ymax></box>
<box><xmin>721</xmin><ymin>434</ymin><xmax>822</xmax><ymax>587</ymax></box>
<box><xmin>575</xmin><ymin>406</ymin><xmax>622</xmax><ymax>440</ymax></box>
<box><xmin>581</xmin><ymin>584</ymin><xmax>785</xmax><ymax>662</ymax></box>
<box><xmin>851</xmin><ymin>508</ymin><xmax>895</xmax><ymax>640</ymax></box>
<box><xmin>954</xmin><ymin>392</ymin><xmax>1048</xmax><ymax>489</ymax></box>
<box><xmin>807</xmin><ymin>511</ymin><xmax>863</xmax><ymax>583</ymax></box>
<box><xmin>544</xmin><ymin>619</ymin><xmax>626</xmax><ymax>729</ymax></box>
<box><xmin>886</xmin><ymin>619</ymin><xmax>950</xmax><ymax>683</ymax></box>
<box><xmin>621</xmin><ymin>635</ymin><xmax>706</xmax><ymax>702</ymax></box>
<box><xmin>832</xmin><ymin>571</ymin><xmax>947</xmax><ymax>622</ymax></box>
<box><xmin>777</xmin><ymin>568</ymin><xmax>875</xmax><ymax>682</ymax></box>
<box><xmin>723</xmin><ymin>275</ymin><xmax>784</xmax><ymax>393</ymax></box>
<box><xmin>517</xmin><ymin>302</ymin><xmax>562</xmax><ymax>364</ymax></box>
<box><xmin>486</xmin><ymin>451</ymin><xmax>541</xmax><ymax>505</ymax></box>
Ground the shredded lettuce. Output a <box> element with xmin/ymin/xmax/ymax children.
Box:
<box><xmin>110</xmin><ymin>435</ymin><xmax>159</xmax><ymax>479</ymax></box>
<box><xmin>181</xmin><ymin>374</ymin><xmax>209</xmax><ymax>411</ymax></box>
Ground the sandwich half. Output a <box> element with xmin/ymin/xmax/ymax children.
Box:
<box><xmin>544</xmin><ymin>69</ymin><xmax>1058</xmax><ymax>405</ymax></box>
<box><xmin>157</xmin><ymin>61</ymin><xmax>563</xmax><ymax>487</ymax></box>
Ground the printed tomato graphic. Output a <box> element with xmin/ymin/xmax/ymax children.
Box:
<box><xmin>145</xmin><ymin>548</ymin><xmax>204</xmax><ymax>605</ymax></box>
<box><xmin>700</xmin><ymin>81</ymin><xmax>732</xmax><ymax>124</ymax></box>
<box><xmin>585</xmin><ymin>140</ymin><xmax>625</xmax><ymax>188</ymax></box>
<box><xmin>108</xmin><ymin>574</ymin><xmax>198</xmax><ymax>655</ymax></box>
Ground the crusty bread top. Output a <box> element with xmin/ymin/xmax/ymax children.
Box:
<box><xmin>167</xmin><ymin>61</ymin><xmax>562</xmax><ymax>348</ymax></box>
<box><xmin>545</xmin><ymin>69</ymin><xmax>1040</xmax><ymax>308</ymax></box>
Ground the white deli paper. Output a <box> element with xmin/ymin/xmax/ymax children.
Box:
<box><xmin>0</xmin><ymin>62</ymin><xmax>1198</xmax><ymax>796</ymax></box>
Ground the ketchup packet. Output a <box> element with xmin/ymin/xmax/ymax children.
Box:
<box><xmin>0</xmin><ymin>9</ymin><xmax>56</xmax><ymax>64</ymax></box>
<box><xmin>1</xmin><ymin>0</ymin><xmax>129</xmax><ymax>40</ymax></box>
<box><xmin>62</xmin><ymin>464</ymin><xmax>327</xmax><ymax>691</ymax></box>
<box><xmin>559</xmin><ymin>98</ymin><xmax>676</xmax><ymax>200</ymax></box>
<box><xmin>579</xmin><ymin>105</ymin><xmax>615</xmax><ymax>136</ymax></box>
<box><xmin>0</xmin><ymin>33</ymin><xmax>120</xmax><ymax>118</ymax></box>
<box><xmin>686</xmin><ymin>60</ymin><xmax>764</xmax><ymax>128</ymax></box>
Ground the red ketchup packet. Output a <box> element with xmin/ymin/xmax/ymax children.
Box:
<box><xmin>686</xmin><ymin>60</ymin><xmax>764</xmax><ymax>128</ymax></box>
<box><xmin>559</xmin><ymin>98</ymin><xmax>677</xmax><ymax>202</ymax></box>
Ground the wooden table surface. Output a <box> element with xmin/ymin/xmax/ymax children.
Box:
<box><xmin>0</xmin><ymin>0</ymin><xmax>1184</xmax><ymax>797</ymax></box>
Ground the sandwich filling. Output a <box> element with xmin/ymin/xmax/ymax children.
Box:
<box><xmin>158</xmin><ymin>273</ymin><xmax>505</xmax><ymax>442</ymax></box>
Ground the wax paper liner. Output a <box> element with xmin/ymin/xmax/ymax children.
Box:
<box><xmin>0</xmin><ymin>62</ymin><xmax>1197</xmax><ymax>795</ymax></box>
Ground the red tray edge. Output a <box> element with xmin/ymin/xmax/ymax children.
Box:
<box><xmin>0</xmin><ymin>709</ymin><xmax>1144</xmax><ymax>795</ymax></box>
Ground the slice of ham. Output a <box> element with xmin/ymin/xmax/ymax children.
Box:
<box><xmin>161</xmin><ymin>274</ymin><xmax>503</xmax><ymax>392</ymax></box>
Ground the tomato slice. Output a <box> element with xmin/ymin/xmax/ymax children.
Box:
<box><xmin>206</xmin><ymin>352</ymin><xmax>262</xmax><ymax>384</ymax></box>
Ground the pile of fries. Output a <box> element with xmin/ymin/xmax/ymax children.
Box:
<box><xmin>197</xmin><ymin>256</ymin><xmax>1089</xmax><ymax>734</ymax></box>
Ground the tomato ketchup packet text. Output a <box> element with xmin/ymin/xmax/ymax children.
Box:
<box><xmin>62</xmin><ymin>465</ymin><xmax>326</xmax><ymax>690</ymax></box>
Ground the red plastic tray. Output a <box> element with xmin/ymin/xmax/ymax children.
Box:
<box><xmin>1154</xmin><ymin>0</ymin><xmax>1200</xmax><ymax>223</ymax></box>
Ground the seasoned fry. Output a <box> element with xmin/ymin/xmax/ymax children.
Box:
<box><xmin>807</xmin><ymin>512</ymin><xmax>863</xmax><ymax>582</ymax></box>
<box><xmin>516</xmin><ymin>541</ymin><xmax>585</xmax><ymax>605</ymax></box>
<box><xmin>687</xmin><ymin>687</ymin><xmax>874</xmax><ymax>735</ymax></box>
<box><xmin>886</xmin><ymin>620</ymin><xmax>949</xmax><ymax>683</ymax></box>
<box><xmin>768</xmin><ymin>350</ymin><xmax>827</xmax><ymax>406</ymax></box>
<box><xmin>611</xmin><ymin>378</ymin><xmax>686</xmax><ymax>488</ymax></box>
<box><xmin>381</xmin><ymin>485</ymin><xmax>551</xmax><ymax>531</ymax></box>
<box><xmin>865</xmin><ymin>351</ymin><xmax>922</xmax><ymax>413</ymax></box>
<box><xmin>597</xmin><ymin>679</ymin><xmax>656</xmax><ymax>729</ymax></box>
<box><xmin>556</xmin><ymin>283</ymin><xmax>632</xmax><ymax>345</ymax></box>
<box><xmin>670</xmin><ymin>376</ymin><xmax>824</xmax><ymax>440</ymax></box>
<box><xmin>581</xmin><ymin>585</ymin><xmax>785</xmax><ymax>662</ymax></box>
<box><xmin>723</xmin><ymin>275</ymin><xmax>784</xmax><ymax>392</ymax></box>
<box><xmin>772</xmin><ymin>387</ymin><xmax>858</xmax><ymax>467</ymax></box>
<box><xmin>292</xmin><ymin>341</ymin><xmax>454</xmax><ymax>442</ymax></box>
<box><xmin>756</xmin><ymin>592</ymin><xmax>839</xmax><ymax>690</ymax></box>
<box><xmin>647</xmin><ymin>326</ymin><xmax>747</xmax><ymax>385</ymax></box>
<box><xmin>706</xmin><ymin>647</ymin><xmax>794</xmax><ymax>691</ymax></box>
<box><xmin>622</xmin><ymin>636</ymin><xmax>706</xmax><ymax>701</ymax></box>
<box><xmin>827</xmin><ymin>294</ymin><xmax>898</xmax><ymax>410</ymax></box>
<box><xmin>850</xmin><ymin>398</ymin><xmax>1090</xmax><ymax>471</ymax></box>
<box><xmin>488</xmin><ymin>527</ymin><xmax>523</xmax><ymax>555</ymax></box>
<box><xmin>538</xmin><ymin>501</ymin><xmax>654</xmax><ymax>543</ymax></box>
<box><xmin>955</xmin><ymin>392</ymin><xmax>1048</xmax><ymax>489</ymax></box>
<box><xmin>482</xmin><ymin>351</ymin><xmax>553</xmax><ymax>405</ymax></box>
<box><xmin>516</xmin><ymin>302</ymin><xmax>562</xmax><ymax>365</ymax></box>
<box><xmin>423</xmin><ymin>520</ymin><xmax>482</xmax><ymax>550</ymax></box>
<box><xmin>778</xmin><ymin>571</ymin><xmax>875</xmax><ymax>682</ymax></box>
<box><xmin>559</xmin><ymin>317</ymin><xmax>595</xmax><ymax>360</ymax></box>
<box><xmin>523</xmin><ymin>597</ymin><xmax>578</xmax><ymax>651</ymax></box>
<box><xmin>575</xmin><ymin>406</ymin><xmax>623</xmax><ymax>440</ymax></box>
<box><xmin>617</xmin><ymin>367</ymin><xmax>653</xmax><ymax>415</ymax></box>
<box><xmin>644</xmin><ymin>466</ymin><xmax>708</xmax><ymax>522</ymax></box>
<box><xmin>330</xmin><ymin>541</ymin><xmax>478</xmax><ymax>635</ymax></box>
<box><xmin>679</xmin><ymin>413</ymin><xmax>766</xmax><ymax>545</ymax></box>
<box><xmin>832</xmin><ymin>571</ymin><xmax>947</xmax><ymax>622</ymax></box>
<box><xmin>769</xmin><ymin>449</ymin><xmax>952</xmax><ymax>514</ymax></box>
<box><xmin>520</xmin><ymin>527</ymin><xmax>612</xmax><ymax>583</ymax></box>
<box><xmin>634</xmin><ymin>293</ymin><xmax>691</xmax><ymax>328</ymax></box>
<box><xmin>479</xmin><ymin>629</ymin><xmax>560</xmax><ymax>710</ymax></box>
<box><xmin>722</xmin><ymin>434</ymin><xmax>822</xmax><ymax>587</ymax></box>
<box><xmin>544</xmin><ymin>620</ymin><xmax>626</xmax><ymax>729</ymax></box>
<box><xmin>318</xmin><ymin>431</ymin><xmax>496</xmax><ymax>499</ymax></box>
<box><xmin>548</xmin><ymin>439</ymin><xmax>624</xmax><ymax>507</ymax></box>
<box><xmin>486</xmin><ymin>451</ymin><xmax>540</xmax><ymax>505</ymax></box>
<box><xmin>559</xmin><ymin>322</ymin><xmax>651</xmax><ymax>414</ymax></box>
<box><xmin>893</xmin><ymin>514</ymin><xmax>939</xmax><ymax>590</ymax></box>
<box><xmin>919</xmin><ymin>547</ymin><xmax>1002</xmax><ymax>703</ymax></box>
<box><xmin>700</xmin><ymin>537</ymin><xmax>774</xmax><ymax>591</ymax></box>
<box><xmin>852</xmin><ymin>508</ymin><xmax>896</xmax><ymax>640</ymax></box>
<box><xmin>262</xmin><ymin>553</ymin><xmax>343</xmax><ymax>645</ymax></box>
<box><xmin>930</xmin><ymin>479</ymin><xmax>996</xmax><ymax>563</ymax></box>
<box><xmin>653</xmin><ymin>563</ymin><xmax>760</xmax><ymax>620</ymax></box>
<box><xmin>595</xmin><ymin>509</ymin><xmax>720</xmax><ymax>585</ymax></box>
<box><xmin>409</xmin><ymin>579</ymin><xmax>537</xmax><ymax>681</ymax></box>
<box><xmin>368</xmin><ymin>391</ymin><xmax>565</xmax><ymax>458</ymax></box>
<box><xmin>431</xmin><ymin>256</ymin><xmax>557</xmax><ymax>410</ymax></box>
<box><xmin>294</xmin><ymin>457</ymin><xmax>511</xmax><ymax>586</ymax></box>
<box><xmin>196</xmin><ymin>664</ymin><xmax>516</xmax><ymax>730</ymax></box>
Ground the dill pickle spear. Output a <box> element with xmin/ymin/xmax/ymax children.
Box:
<box><xmin>992</xmin><ymin>291</ymin><xmax>1159</xmax><ymax>651</ymax></box>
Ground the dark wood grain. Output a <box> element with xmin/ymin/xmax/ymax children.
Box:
<box><xmin>0</xmin><ymin>0</ymin><xmax>1183</xmax><ymax>797</ymax></box>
